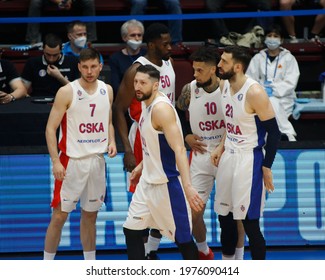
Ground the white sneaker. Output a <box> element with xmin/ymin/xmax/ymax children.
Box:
<box><xmin>289</xmin><ymin>35</ymin><xmax>298</xmax><ymax>43</ymax></box>
<box><xmin>310</xmin><ymin>35</ymin><xmax>321</xmax><ymax>43</ymax></box>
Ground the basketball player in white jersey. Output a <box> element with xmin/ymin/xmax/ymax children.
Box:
<box><xmin>123</xmin><ymin>64</ymin><xmax>204</xmax><ymax>259</ymax></box>
<box><xmin>44</xmin><ymin>48</ymin><xmax>117</xmax><ymax>260</ymax></box>
<box><xmin>176</xmin><ymin>46</ymin><xmax>245</xmax><ymax>260</ymax></box>
<box><xmin>211</xmin><ymin>46</ymin><xmax>281</xmax><ymax>260</ymax></box>
<box><xmin>113</xmin><ymin>23</ymin><xmax>175</xmax><ymax>259</ymax></box>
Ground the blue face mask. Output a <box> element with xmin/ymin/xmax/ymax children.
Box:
<box><xmin>264</xmin><ymin>37</ymin><xmax>281</xmax><ymax>50</ymax></box>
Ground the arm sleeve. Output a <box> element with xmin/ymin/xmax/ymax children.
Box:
<box><xmin>261</xmin><ymin>117</ymin><xmax>281</xmax><ymax>168</ymax></box>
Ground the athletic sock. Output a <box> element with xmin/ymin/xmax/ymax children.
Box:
<box><xmin>235</xmin><ymin>247</ymin><xmax>244</xmax><ymax>260</ymax></box>
<box><xmin>83</xmin><ymin>250</ymin><xmax>96</xmax><ymax>260</ymax></box>
<box><xmin>196</xmin><ymin>241</ymin><xmax>209</xmax><ymax>255</ymax></box>
<box><xmin>145</xmin><ymin>235</ymin><xmax>160</xmax><ymax>255</ymax></box>
<box><xmin>43</xmin><ymin>251</ymin><xmax>56</xmax><ymax>260</ymax></box>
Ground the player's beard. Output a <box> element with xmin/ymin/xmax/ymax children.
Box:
<box><xmin>157</xmin><ymin>49</ymin><xmax>171</xmax><ymax>61</ymax></box>
<box><xmin>218</xmin><ymin>68</ymin><xmax>235</xmax><ymax>80</ymax></box>
<box><xmin>196</xmin><ymin>78</ymin><xmax>212</xmax><ymax>88</ymax></box>
<box><xmin>135</xmin><ymin>90</ymin><xmax>151</xmax><ymax>101</ymax></box>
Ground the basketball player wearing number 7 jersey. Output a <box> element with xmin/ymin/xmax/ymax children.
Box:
<box><xmin>44</xmin><ymin>48</ymin><xmax>117</xmax><ymax>260</ymax></box>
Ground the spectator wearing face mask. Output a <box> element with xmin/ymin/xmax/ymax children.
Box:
<box><xmin>246</xmin><ymin>24</ymin><xmax>299</xmax><ymax>141</ymax></box>
<box><xmin>108</xmin><ymin>19</ymin><xmax>146</xmax><ymax>100</ymax></box>
<box><xmin>62</xmin><ymin>21</ymin><xmax>89</xmax><ymax>56</ymax></box>
<box><xmin>62</xmin><ymin>21</ymin><xmax>104</xmax><ymax>63</ymax></box>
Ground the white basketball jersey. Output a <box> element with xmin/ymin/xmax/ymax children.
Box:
<box><xmin>221</xmin><ymin>77</ymin><xmax>266</xmax><ymax>150</ymax></box>
<box><xmin>135</xmin><ymin>56</ymin><xmax>176</xmax><ymax>105</ymax></box>
<box><xmin>58</xmin><ymin>79</ymin><xmax>110</xmax><ymax>158</ymax></box>
<box><xmin>188</xmin><ymin>80</ymin><xmax>225</xmax><ymax>152</ymax></box>
<box><xmin>139</xmin><ymin>93</ymin><xmax>181</xmax><ymax>184</ymax></box>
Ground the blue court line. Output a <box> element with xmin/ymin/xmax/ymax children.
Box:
<box><xmin>1</xmin><ymin>9</ymin><xmax>325</xmax><ymax>24</ymax></box>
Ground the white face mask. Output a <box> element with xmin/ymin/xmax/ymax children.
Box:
<box><xmin>264</xmin><ymin>37</ymin><xmax>281</xmax><ymax>50</ymax></box>
<box><xmin>127</xmin><ymin>39</ymin><xmax>142</xmax><ymax>51</ymax></box>
<box><xmin>74</xmin><ymin>36</ymin><xmax>87</xmax><ymax>48</ymax></box>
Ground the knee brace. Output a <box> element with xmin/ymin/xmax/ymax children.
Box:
<box><xmin>150</xmin><ymin>228</ymin><xmax>162</xmax><ymax>238</ymax></box>
<box><xmin>142</xmin><ymin>228</ymin><xmax>150</xmax><ymax>238</ymax></box>
<box><xmin>218</xmin><ymin>213</ymin><xmax>238</xmax><ymax>256</ymax></box>
<box><xmin>123</xmin><ymin>227</ymin><xmax>145</xmax><ymax>259</ymax></box>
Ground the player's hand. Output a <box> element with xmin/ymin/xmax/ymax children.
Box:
<box><xmin>184</xmin><ymin>186</ymin><xmax>204</xmax><ymax>212</ymax></box>
<box><xmin>0</xmin><ymin>92</ymin><xmax>12</xmax><ymax>104</ymax></box>
<box><xmin>123</xmin><ymin>151</ymin><xmax>136</xmax><ymax>172</ymax></box>
<box><xmin>0</xmin><ymin>91</ymin><xmax>7</xmax><ymax>99</ymax></box>
<box><xmin>185</xmin><ymin>134</ymin><xmax>207</xmax><ymax>155</ymax></box>
<box><xmin>210</xmin><ymin>144</ymin><xmax>224</xmax><ymax>167</ymax></box>
<box><xmin>52</xmin><ymin>159</ymin><xmax>66</xmax><ymax>181</ymax></box>
<box><xmin>129</xmin><ymin>163</ymin><xmax>142</xmax><ymax>186</ymax></box>
<box><xmin>107</xmin><ymin>143</ymin><xmax>117</xmax><ymax>158</ymax></box>
<box><xmin>262</xmin><ymin>166</ymin><xmax>275</xmax><ymax>193</ymax></box>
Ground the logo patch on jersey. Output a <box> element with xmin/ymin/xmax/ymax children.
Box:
<box><xmin>237</xmin><ymin>93</ymin><xmax>243</xmax><ymax>101</ymax></box>
<box><xmin>240</xmin><ymin>205</ymin><xmax>245</xmax><ymax>212</ymax></box>
<box><xmin>195</xmin><ymin>88</ymin><xmax>202</xmax><ymax>99</ymax></box>
<box><xmin>77</xmin><ymin>90</ymin><xmax>82</xmax><ymax>97</ymax></box>
<box><xmin>100</xmin><ymin>88</ymin><xmax>106</xmax><ymax>95</ymax></box>
<box><xmin>39</xmin><ymin>69</ymin><xmax>46</xmax><ymax>77</ymax></box>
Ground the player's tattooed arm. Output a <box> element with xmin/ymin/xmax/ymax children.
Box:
<box><xmin>176</xmin><ymin>83</ymin><xmax>191</xmax><ymax>111</ymax></box>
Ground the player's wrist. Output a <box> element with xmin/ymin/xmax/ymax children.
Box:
<box><xmin>51</xmin><ymin>157</ymin><xmax>60</xmax><ymax>163</ymax></box>
<box><xmin>9</xmin><ymin>94</ymin><xmax>16</xmax><ymax>102</ymax></box>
